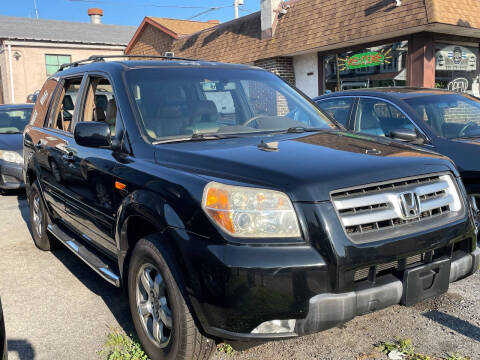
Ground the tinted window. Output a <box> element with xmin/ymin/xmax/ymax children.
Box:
<box><xmin>404</xmin><ymin>94</ymin><xmax>480</xmax><ymax>139</ymax></box>
<box><xmin>316</xmin><ymin>98</ymin><xmax>354</xmax><ymax>126</ymax></box>
<box><xmin>355</xmin><ymin>98</ymin><xmax>414</xmax><ymax>137</ymax></box>
<box><xmin>0</xmin><ymin>108</ymin><xmax>32</xmax><ymax>134</ymax></box>
<box><xmin>125</xmin><ymin>68</ymin><xmax>336</xmax><ymax>142</ymax></box>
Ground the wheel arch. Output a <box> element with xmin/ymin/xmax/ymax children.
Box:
<box><xmin>115</xmin><ymin>190</ymin><xmax>188</xmax><ymax>287</ymax></box>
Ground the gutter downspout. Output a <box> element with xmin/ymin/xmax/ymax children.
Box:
<box><xmin>7</xmin><ymin>44</ymin><xmax>15</xmax><ymax>103</ymax></box>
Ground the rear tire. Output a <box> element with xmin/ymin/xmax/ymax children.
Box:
<box><xmin>29</xmin><ymin>180</ymin><xmax>56</xmax><ymax>251</ymax></box>
<box><xmin>128</xmin><ymin>236</ymin><xmax>215</xmax><ymax>360</ymax></box>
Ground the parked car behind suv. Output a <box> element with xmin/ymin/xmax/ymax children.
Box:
<box><xmin>0</xmin><ymin>104</ymin><xmax>33</xmax><ymax>192</ymax></box>
<box><xmin>24</xmin><ymin>57</ymin><xmax>478</xmax><ymax>360</ymax></box>
<box><xmin>314</xmin><ymin>88</ymin><xmax>480</xmax><ymax>224</ymax></box>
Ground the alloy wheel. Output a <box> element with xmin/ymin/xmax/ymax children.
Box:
<box><xmin>32</xmin><ymin>193</ymin><xmax>43</xmax><ymax>236</ymax></box>
<box><xmin>136</xmin><ymin>263</ymin><xmax>173</xmax><ymax>348</ymax></box>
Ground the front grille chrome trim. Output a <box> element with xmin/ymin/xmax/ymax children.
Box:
<box><xmin>331</xmin><ymin>173</ymin><xmax>465</xmax><ymax>243</ymax></box>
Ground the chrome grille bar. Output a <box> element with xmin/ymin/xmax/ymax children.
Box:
<box><xmin>331</xmin><ymin>173</ymin><xmax>464</xmax><ymax>243</ymax></box>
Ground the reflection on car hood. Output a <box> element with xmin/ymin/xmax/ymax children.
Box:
<box><xmin>0</xmin><ymin>133</ymin><xmax>23</xmax><ymax>153</ymax></box>
<box><xmin>154</xmin><ymin>131</ymin><xmax>455</xmax><ymax>201</ymax></box>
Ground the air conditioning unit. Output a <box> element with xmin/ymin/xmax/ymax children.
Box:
<box><xmin>164</xmin><ymin>52</ymin><xmax>175</xmax><ymax>58</ymax></box>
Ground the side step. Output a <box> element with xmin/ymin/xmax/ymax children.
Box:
<box><xmin>47</xmin><ymin>224</ymin><xmax>121</xmax><ymax>287</ymax></box>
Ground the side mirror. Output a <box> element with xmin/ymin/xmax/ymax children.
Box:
<box><xmin>389</xmin><ymin>128</ymin><xmax>425</xmax><ymax>144</ymax></box>
<box><xmin>74</xmin><ymin>122</ymin><xmax>111</xmax><ymax>148</ymax></box>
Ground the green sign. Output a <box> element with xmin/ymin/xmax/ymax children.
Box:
<box><xmin>338</xmin><ymin>48</ymin><xmax>392</xmax><ymax>71</ymax></box>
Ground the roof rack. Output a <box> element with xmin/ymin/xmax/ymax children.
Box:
<box><xmin>58</xmin><ymin>54</ymin><xmax>201</xmax><ymax>71</ymax></box>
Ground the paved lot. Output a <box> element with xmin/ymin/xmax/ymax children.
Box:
<box><xmin>0</xmin><ymin>192</ymin><xmax>478</xmax><ymax>360</ymax></box>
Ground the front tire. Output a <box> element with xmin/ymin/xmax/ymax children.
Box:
<box><xmin>128</xmin><ymin>236</ymin><xmax>215</xmax><ymax>360</ymax></box>
<box><xmin>29</xmin><ymin>180</ymin><xmax>56</xmax><ymax>251</ymax></box>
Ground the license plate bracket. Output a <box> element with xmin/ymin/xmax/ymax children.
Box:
<box><xmin>401</xmin><ymin>257</ymin><xmax>451</xmax><ymax>306</ymax></box>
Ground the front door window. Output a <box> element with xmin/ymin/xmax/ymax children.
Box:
<box><xmin>354</xmin><ymin>98</ymin><xmax>414</xmax><ymax>137</ymax></box>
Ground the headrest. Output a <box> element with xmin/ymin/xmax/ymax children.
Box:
<box><xmin>63</xmin><ymin>95</ymin><xmax>74</xmax><ymax>111</ymax></box>
<box><xmin>191</xmin><ymin>101</ymin><xmax>218</xmax><ymax>116</ymax></box>
<box><xmin>95</xmin><ymin>94</ymin><xmax>108</xmax><ymax>110</ymax></box>
<box><xmin>157</xmin><ymin>105</ymin><xmax>183</xmax><ymax>118</ymax></box>
<box><xmin>106</xmin><ymin>99</ymin><xmax>117</xmax><ymax>124</ymax></box>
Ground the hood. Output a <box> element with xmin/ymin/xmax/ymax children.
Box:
<box><xmin>154</xmin><ymin>131</ymin><xmax>456</xmax><ymax>202</ymax></box>
<box><xmin>0</xmin><ymin>133</ymin><xmax>23</xmax><ymax>154</ymax></box>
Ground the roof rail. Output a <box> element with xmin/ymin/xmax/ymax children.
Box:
<box><xmin>58</xmin><ymin>54</ymin><xmax>201</xmax><ymax>71</ymax></box>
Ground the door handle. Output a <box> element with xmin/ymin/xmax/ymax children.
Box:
<box><xmin>62</xmin><ymin>152</ymin><xmax>74</xmax><ymax>162</ymax></box>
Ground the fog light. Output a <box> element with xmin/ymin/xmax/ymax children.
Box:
<box><xmin>251</xmin><ymin>319</ymin><xmax>296</xmax><ymax>334</ymax></box>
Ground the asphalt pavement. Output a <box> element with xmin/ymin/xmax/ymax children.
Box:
<box><xmin>0</xmin><ymin>191</ymin><xmax>478</xmax><ymax>360</ymax></box>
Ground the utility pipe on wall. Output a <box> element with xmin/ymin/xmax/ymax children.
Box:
<box><xmin>7</xmin><ymin>44</ymin><xmax>15</xmax><ymax>103</ymax></box>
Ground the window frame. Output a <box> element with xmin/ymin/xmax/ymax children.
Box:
<box><xmin>74</xmin><ymin>71</ymin><xmax>130</xmax><ymax>154</ymax></box>
<box><xmin>45</xmin><ymin>54</ymin><xmax>72</xmax><ymax>77</ymax></box>
<box><xmin>353</xmin><ymin>96</ymin><xmax>431</xmax><ymax>144</ymax></box>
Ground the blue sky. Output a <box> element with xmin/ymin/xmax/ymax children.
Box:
<box><xmin>1</xmin><ymin>0</ymin><xmax>260</xmax><ymax>26</ymax></box>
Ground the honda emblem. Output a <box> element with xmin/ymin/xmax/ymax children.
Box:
<box><xmin>399</xmin><ymin>192</ymin><xmax>420</xmax><ymax>219</ymax></box>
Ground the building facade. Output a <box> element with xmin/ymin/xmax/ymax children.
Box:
<box><xmin>125</xmin><ymin>0</ymin><xmax>480</xmax><ymax>98</ymax></box>
<box><xmin>0</xmin><ymin>10</ymin><xmax>135</xmax><ymax>104</ymax></box>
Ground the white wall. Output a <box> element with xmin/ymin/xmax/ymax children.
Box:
<box><xmin>293</xmin><ymin>53</ymin><xmax>318</xmax><ymax>98</ymax></box>
<box><xmin>0</xmin><ymin>40</ymin><xmax>125</xmax><ymax>104</ymax></box>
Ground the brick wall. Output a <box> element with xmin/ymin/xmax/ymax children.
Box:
<box><xmin>127</xmin><ymin>23</ymin><xmax>173</xmax><ymax>57</ymax></box>
<box><xmin>254</xmin><ymin>57</ymin><xmax>296</xmax><ymax>85</ymax></box>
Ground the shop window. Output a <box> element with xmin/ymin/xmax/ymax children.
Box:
<box><xmin>46</xmin><ymin>55</ymin><xmax>71</xmax><ymax>76</ymax></box>
<box><xmin>324</xmin><ymin>41</ymin><xmax>408</xmax><ymax>93</ymax></box>
<box><xmin>435</xmin><ymin>44</ymin><xmax>480</xmax><ymax>96</ymax></box>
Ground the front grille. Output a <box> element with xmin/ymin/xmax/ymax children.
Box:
<box><xmin>354</xmin><ymin>254</ymin><xmax>423</xmax><ymax>282</ymax></box>
<box><xmin>331</xmin><ymin>173</ymin><xmax>464</xmax><ymax>243</ymax></box>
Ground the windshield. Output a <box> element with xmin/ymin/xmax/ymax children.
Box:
<box><xmin>125</xmin><ymin>67</ymin><xmax>336</xmax><ymax>142</ymax></box>
<box><xmin>0</xmin><ymin>108</ymin><xmax>32</xmax><ymax>134</ymax></box>
<box><xmin>404</xmin><ymin>94</ymin><xmax>480</xmax><ymax>139</ymax></box>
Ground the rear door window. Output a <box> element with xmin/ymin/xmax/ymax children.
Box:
<box><xmin>47</xmin><ymin>77</ymin><xmax>83</xmax><ymax>133</ymax></box>
<box><xmin>316</xmin><ymin>98</ymin><xmax>354</xmax><ymax>127</ymax></box>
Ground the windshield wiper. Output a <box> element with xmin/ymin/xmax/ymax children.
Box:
<box><xmin>1</xmin><ymin>131</ymin><xmax>22</xmax><ymax>134</ymax></box>
<box><xmin>285</xmin><ymin>126</ymin><xmax>326</xmax><ymax>133</ymax></box>
<box><xmin>453</xmin><ymin>135</ymin><xmax>480</xmax><ymax>140</ymax></box>
<box><xmin>153</xmin><ymin>133</ymin><xmax>237</xmax><ymax>144</ymax></box>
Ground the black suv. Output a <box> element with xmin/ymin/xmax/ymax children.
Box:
<box><xmin>24</xmin><ymin>57</ymin><xmax>479</xmax><ymax>360</ymax></box>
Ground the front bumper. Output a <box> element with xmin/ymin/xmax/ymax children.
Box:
<box><xmin>208</xmin><ymin>249</ymin><xmax>479</xmax><ymax>341</ymax></box>
<box><xmin>0</xmin><ymin>161</ymin><xmax>24</xmax><ymax>190</ymax></box>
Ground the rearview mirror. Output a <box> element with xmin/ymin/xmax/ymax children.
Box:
<box><xmin>389</xmin><ymin>128</ymin><xmax>425</xmax><ymax>145</ymax></box>
<box><xmin>74</xmin><ymin>122</ymin><xmax>111</xmax><ymax>148</ymax></box>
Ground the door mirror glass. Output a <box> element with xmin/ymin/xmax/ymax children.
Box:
<box><xmin>389</xmin><ymin>128</ymin><xmax>424</xmax><ymax>144</ymax></box>
<box><xmin>74</xmin><ymin>122</ymin><xmax>111</xmax><ymax>148</ymax></box>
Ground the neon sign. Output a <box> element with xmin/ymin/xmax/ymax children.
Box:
<box><xmin>338</xmin><ymin>48</ymin><xmax>392</xmax><ymax>71</ymax></box>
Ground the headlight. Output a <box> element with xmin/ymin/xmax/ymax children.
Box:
<box><xmin>0</xmin><ymin>150</ymin><xmax>23</xmax><ymax>164</ymax></box>
<box><xmin>202</xmin><ymin>182</ymin><xmax>301</xmax><ymax>238</ymax></box>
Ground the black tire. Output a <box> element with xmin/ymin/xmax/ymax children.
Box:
<box><xmin>128</xmin><ymin>236</ymin><xmax>215</xmax><ymax>360</ymax></box>
<box><xmin>29</xmin><ymin>180</ymin><xmax>56</xmax><ymax>251</ymax></box>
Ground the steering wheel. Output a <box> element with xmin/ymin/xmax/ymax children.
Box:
<box><xmin>459</xmin><ymin>121</ymin><xmax>478</xmax><ymax>136</ymax></box>
<box><xmin>243</xmin><ymin>115</ymin><xmax>265</xmax><ymax>127</ymax></box>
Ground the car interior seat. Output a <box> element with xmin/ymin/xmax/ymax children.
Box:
<box><xmin>358</xmin><ymin>102</ymin><xmax>385</xmax><ymax>136</ymax></box>
<box><xmin>184</xmin><ymin>101</ymin><xmax>221</xmax><ymax>134</ymax></box>
<box><xmin>105</xmin><ymin>99</ymin><xmax>117</xmax><ymax>135</ymax></box>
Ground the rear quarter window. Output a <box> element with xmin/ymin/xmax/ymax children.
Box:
<box><xmin>30</xmin><ymin>78</ymin><xmax>59</xmax><ymax>127</ymax></box>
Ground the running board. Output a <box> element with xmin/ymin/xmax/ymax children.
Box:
<box><xmin>47</xmin><ymin>224</ymin><xmax>120</xmax><ymax>287</ymax></box>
